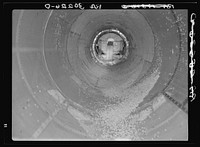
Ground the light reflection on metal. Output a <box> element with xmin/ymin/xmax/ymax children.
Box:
<box><xmin>91</xmin><ymin>28</ymin><xmax>129</xmax><ymax>66</ymax></box>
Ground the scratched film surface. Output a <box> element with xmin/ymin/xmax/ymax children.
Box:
<box><xmin>12</xmin><ymin>10</ymin><xmax>188</xmax><ymax>140</ymax></box>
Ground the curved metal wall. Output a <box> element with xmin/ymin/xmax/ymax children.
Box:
<box><xmin>12</xmin><ymin>9</ymin><xmax>188</xmax><ymax>140</ymax></box>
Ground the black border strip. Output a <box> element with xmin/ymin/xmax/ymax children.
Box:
<box><xmin>4</xmin><ymin>1</ymin><xmax>198</xmax><ymax>145</ymax></box>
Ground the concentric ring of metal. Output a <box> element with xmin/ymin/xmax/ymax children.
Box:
<box><xmin>91</xmin><ymin>28</ymin><xmax>129</xmax><ymax>66</ymax></box>
<box><xmin>13</xmin><ymin>9</ymin><xmax>188</xmax><ymax>140</ymax></box>
<box><xmin>66</xmin><ymin>10</ymin><xmax>154</xmax><ymax>90</ymax></box>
